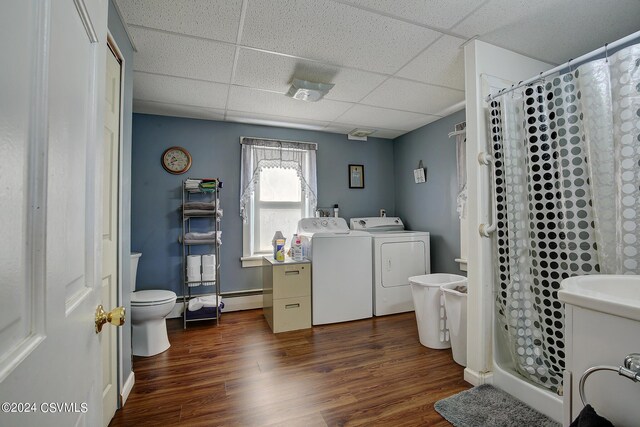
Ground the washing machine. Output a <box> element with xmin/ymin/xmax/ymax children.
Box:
<box><xmin>297</xmin><ymin>217</ymin><xmax>372</xmax><ymax>325</ymax></box>
<box><xmin>350</xmin><ymin>217</ymin><xmax>430</xmax><ymax>316</ymax></box>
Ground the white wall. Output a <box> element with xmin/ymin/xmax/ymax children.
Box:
<box><xmin>463</xmin><ymin>40</ymin><xmax>552</xmax><ymax>384</ymax></box>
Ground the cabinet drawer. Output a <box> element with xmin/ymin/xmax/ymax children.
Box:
<box><xmin>273</xmin><ymin>264</ymin><xmax>310</xmax><ymax>299</ymax></box>
<box><xmin>272</xmin><ymin>295</ymin><xmax>311</xmax><ymax>333</ymax></box>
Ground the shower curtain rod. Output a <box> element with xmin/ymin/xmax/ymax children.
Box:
<box><xmin>485</xmin><ymin>29</ymin><xmax>640</xmax><ymax>102</ymax></box>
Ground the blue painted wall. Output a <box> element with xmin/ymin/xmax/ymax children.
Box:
<box><xmin>108</xmin><ymin>0</ymin><xmax>134</xmax><ymax>397</ymax></box>
<box><xmin>131</xmin><ymin>114</ymin><xmax>396</xmax><ymax>295</ymax></box>
<box><xmin>393</xmin><ymin>109</ymin><xmax>466</xmax><ymax>274</ymax></box>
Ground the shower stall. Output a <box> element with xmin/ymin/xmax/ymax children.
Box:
<box><xmin>464</xmin><ymin>32</ymin><xmax>640</xmax><ymax>423</ymax></box>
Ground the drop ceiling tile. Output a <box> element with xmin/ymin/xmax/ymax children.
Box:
<box><xmin>396</xmin><ymin>35</ymin><xmax>466</xmax><ymax>90</ymax></box>
<box><xmin>226</xmin><ymin>110</ymin><xmax>330</xmax><ymax>131</ymax></box>
<box><xmin>133</xmin><ymin>100</ymin><xmax>226</xmax><ymax>121</ymax></box>
<box><xmin>336</xmin><ymin>105</ymin><xmax>440</xmax><ymax>131</ymax></box>
<box><xmin>233</xmin><ymin>48</ymin><xmax>387</xmax><ymax>103</ymax></box>
<box><xmin>116</xmin><ymin>0</ymin><xmax>243</xmax><ymax>42</ymax></box>
<box><xmin>227</xmin><ymin>86</ymin><xmax>353</xmax><ymax>122</ymax></box>
<box><xmin>453</xmin><ymin>0</ymin><xmax>640</xmax><ymax>64</ymax></box>
<box><xmin>130</xmin><ymin>27</ymin><xmax>235</xmax><ymax>83</ymax></box>
<box><xmin>133</xmin><ymin>72</ymin><xmax>229</xmax><ymax>109</ymax></box>
<box><xmin>241</xmin><ymin>0</ymin><xmax>440</xmax><ymax>75</ymax></box>
<box><xmin>360</xmin><ymin>78</ymin><xmax>464</xmax><ymax>115</ymax></box>
<box><xmin>338</xmin><ymin>0</ymin><xmax>485</xmax><ymax>29</ymax></box>
<box><xmin>323</xmin><ymin>123</ymin><xmax>405</xmax><ymax>139</ymax></box>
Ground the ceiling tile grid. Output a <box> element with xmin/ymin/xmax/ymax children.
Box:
<box><xmin>116</xmin><ymin>0</ymin><xmax>640</xmax><ymax>139</ymax></box>
<box><xmin>396</xmin><ymin>35</ymin><xmax>467</xmax><ymax>90</ymax></box>
<box><xmin>133</xmin><ymin>72</ymin><xmax>229</xmax><ymax>110</ymax></box>
<box><xmin>452</xmin><ymin>0</ymin><xmax>640</xmax><ymax>64</ymax></box>
<box><xmin>227</xmin><ymin>86</ymin><xmax>353</xmax><ymax>122</ymax></box>
<box><xmin>233</xmin><ymin>48</ymin><xmax>387</xmax><ymax>103</ymax></box>
<box><xmin>116</xmin><ymin>0</ymin><xmax>243</xmax><ymax>43</ymax></box>
<box><xmin>133</xmin><ymin>100</ymin><xmax>226</xmax><ymax>122</ymax></box>
<box><xmin>129</xmin><ymin>27</ymin><xmax>236</xmax><ymax>83</ymax></box>
<box><xmin>360</xmin><ymin>77</ymin><xmax>465</xmax><ymax>115</ymax></box>
<box><xmin>240</xmin><ymin>0</ymin><xmax>441</xmax><ymax>75</ymax></box>
<box><xmin>336</xmin><ymin>104</ymin><xmax>441</xmax><ymax>131</ymax></box>
<box><xmin>225</xmin><ymin>110</ymin><xmax>331</xmax><ymax>132</ymax></box>
<box><xmin>336</xmin><ymin>0</ymin><xmax>486</xmax><ymax>30</ymax></box>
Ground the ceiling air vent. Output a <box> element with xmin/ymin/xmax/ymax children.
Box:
<box><xmin>348</xmin><ymin>128</ymin><xmax>377</xmax><ymax>141</ymax></box>
<box><xmin>286</xmin><ymin>79</ymin><xmax>334</xmax><ymax>102</ymax></box>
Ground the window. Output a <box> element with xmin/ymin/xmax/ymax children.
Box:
<box><xmin>240</xmin><ymin>138</ymin><xmax>317</xmax><ymax>266</ymax></box>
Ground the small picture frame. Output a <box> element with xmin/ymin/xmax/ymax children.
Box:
<box><xmin>349</xmin><ymin>164</ymin><xmax>364</xmax><ymax>189</ymax></box>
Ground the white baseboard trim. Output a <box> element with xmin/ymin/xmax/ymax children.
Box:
<box><xmin>120</xmin><ymin>371</ymin><xmax>135</xmax><ymax>406</ymax></box>
<box><xmin>167</xmin><ymin>294</ymin><xmax>263</xmax><ymax>319</ymax></box>
<box><xmin>464</xmin><ymin>368</ymin><xmax>493</xmax><ymax>386</ymax></box>
<box><xmin>223</xmin><ymin>294</ymin><xmax>263</xmax><ymax>312</ymax></box>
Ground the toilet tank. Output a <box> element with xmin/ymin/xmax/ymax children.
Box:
<box><xmin>131</xmin><ymin>252</ymin><xmax>142</xmax><ymax>291</ymax></box>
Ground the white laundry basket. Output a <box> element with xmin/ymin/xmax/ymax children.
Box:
<box><xmin>409</xmin><ymin>274</ymin><xmax>465</xmax><ymax>349</ymax></box>
<box><xmin>441</xmin><ymin>281</ymin><xmax>468</xmax><ymax>366</ymax></box>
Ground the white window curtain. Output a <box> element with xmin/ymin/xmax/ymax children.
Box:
<box><xmin>239</xmin><ymin>137</ymin><xmax>318</xmax><ymax>222</ymax></box>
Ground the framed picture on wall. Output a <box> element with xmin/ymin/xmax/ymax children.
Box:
<box><xmin>349</xmin><ymin>164</ymin><xmax>364</xmax><ymax>189</ymax></box>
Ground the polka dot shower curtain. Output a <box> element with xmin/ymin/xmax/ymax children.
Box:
<box><xmin>488</xmin><ymin>43</ymin><xmax>640</xmax><ymax>394</ymax></box>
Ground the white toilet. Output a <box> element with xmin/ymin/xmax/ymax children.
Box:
<box><xmin>130</xmin><ymin>252</ymin><xmax>177</xmax><ymax>357</ymax></box>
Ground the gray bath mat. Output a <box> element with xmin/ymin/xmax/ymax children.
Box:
<box><xmin>434</xmin><ymin>384</ymin><xmax>560</xmax><ymax>427</ymax></box>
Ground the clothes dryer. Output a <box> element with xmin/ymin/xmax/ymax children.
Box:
<box><xmin>350</xmin><ymin>217</ymin><xmax>430</xmax><ymax>316</ymax></box>
<box><xmin>298</xmin><ymin>218</ymin><xmax>372</xmax><ymax>325</ymax></box>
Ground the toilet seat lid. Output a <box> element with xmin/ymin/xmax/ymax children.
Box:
<box><xmin>131</xmin><ymin>290</ymin><xmax>176</xmax><ymax>305</ymax></box>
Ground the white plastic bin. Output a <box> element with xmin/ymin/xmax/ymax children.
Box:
<box><xmin>441</xmin><ymin>281</ymin><xmax>468</xmax><ymax>366</ymax></box>
<box><xmin>409</xmin><ymin>274</ymin><xmax>465</xmax><ymax>349</ymax></box>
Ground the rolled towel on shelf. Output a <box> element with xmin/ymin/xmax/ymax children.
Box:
<box><xmin>181</xmin><ymin>231</ymin><xmax>222</xmax><ymax>246</ymax></box>
<box><xmin>199</xmin><ymin>181</ymin><xmax>218</xmax><ymax>192</ymax></box>
<box><xmin>200</xmin><ymin>295</ymin><xmax>222</xmax><ymax>307</ymax></box>
<box><xmin>184</xmin><ymin>231</ymin><xmax>220</xmax><ymax>240</ymax></box>
<box><xmin>183</xmin><ymin>238</ymin><xmax>222</xmax><ymax>246</ymax></box>
<box><xmin>183</xmin><ymin>201</ymin><xmax>216</xmax><ymax>211</ymax></box>
<box><xmin>183</xmin><ymin>209</ymin><xmax>215</xmax><ymax>216</ymax></box>
<box><xmin>187</xmin><ymin>295</ymin><xmax>223</xmax><ymax>311</ymax></box>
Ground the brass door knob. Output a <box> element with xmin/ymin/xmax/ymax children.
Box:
<box><xmin>95</xmin><ymin>305</ymin><xmax>126</xmax><ymax>333</ymax></box>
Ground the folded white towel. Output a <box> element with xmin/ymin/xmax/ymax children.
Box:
<box><xmin>188</xmin><ymin>298</ymin><xmax>203</xmax><ymax>311</ymax></box>
<box><xmin>187</xmin><ymin>254</ymin><xmax>201</xmax><ymax>267</ymax></box>
<box><xmin>188</xmin><ymin>295</ymin><xmax>223</xmax><ymax>311</ymax></box>
<box><xmin>202</xmin><ymin>254</ymin><xmax>216</xmax><ymax>265</ymax></box>
<box><xmin>184</xmin><ymin>231</ymin><xmax>221</xmax><ymax>240</ymax></box>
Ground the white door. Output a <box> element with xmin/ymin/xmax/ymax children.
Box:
<box><xmin>0</xmin><ymin>1</ymin><xmax>110</xmax><ymax>426</ymax></box>
<box><xmin>102</xmin><ymin>42</ymin><xmax>121</xmax><ymax>426</ymax></box>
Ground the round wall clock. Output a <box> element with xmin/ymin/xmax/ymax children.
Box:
<box><xmin>161</xmin><ymin>146</ymin><xmax>192</xmax><ymax>174</ymax></box>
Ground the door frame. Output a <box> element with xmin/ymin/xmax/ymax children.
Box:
<box><xmin>106</xmin><ymin>30</ymin><xmax>126</xmax><ymax>409</ymax></box>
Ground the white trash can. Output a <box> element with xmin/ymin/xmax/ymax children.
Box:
<box><xmin>441</xmin><ymin>281</ymin><xmax>468</xmax><ymax>367</ymax></box>
<box><xmin>408</xmin><ymin>274</ymin><xmax>465</xmax><ymax>349</ymax></box>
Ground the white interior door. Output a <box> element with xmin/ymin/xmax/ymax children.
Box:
<box><xmin>102</xmin><ymin>42</ymin><xmax>121</xmax><ymax>426</ymax></box>
<box><xmin>0</xmin><ymin>1</ymin><xmax>109</xmax><ymax>426</ymax></box>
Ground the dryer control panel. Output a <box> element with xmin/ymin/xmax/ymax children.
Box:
<box><xmin>350</xmin><ymin>217</ymin><xmax>404</xmax><ymax>231</ymax></box>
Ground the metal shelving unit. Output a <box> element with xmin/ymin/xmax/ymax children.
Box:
<box><xmin>181</xmin><ymin>178</ymin><xmax>222</xmax><ymax>329</ymax></box>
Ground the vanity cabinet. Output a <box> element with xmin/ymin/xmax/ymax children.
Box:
<box><xmin>263</xmin><ymin>257</ymin><xmax>311</xmax><ymax>333</ymax></box>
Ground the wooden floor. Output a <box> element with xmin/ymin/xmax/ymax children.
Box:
<box><xmin>110</xmin><ymin>310</ymin><xmax>469</xmax><ymax>426</ymax></box>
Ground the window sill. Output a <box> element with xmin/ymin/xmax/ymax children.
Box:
<box><xmin>241</xmin><ymin>255</ymin><xmax>267</xmax><ymax>268</ymax></box>
<box><xmin>455</xmin><ymin>258</ymin><xmax>468</xmax><ymax>272</ymax></box>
